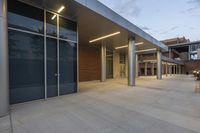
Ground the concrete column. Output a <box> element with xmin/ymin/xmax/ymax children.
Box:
<box><xmin>101</xmin><ymin>44</ymin><xmax>106</xmax><ymax>82</ymax></box>
<box><xmin>0</xmin><ymin>0</ymin><xmax>9</xmax><ymax>117</ymax></box>
<box><xmin>162</xmin><ymin>64</ymin><xmax>164</xmax><ymax>75</ymax></box>
<box><xmin>173</xmin><ymin>65</ymin><xmax>176</xmax><ymax>75</ymax></box>
<box><xmin>157</xmin><ymin>50</ymin><xmax>162</xmax><ymax>80</ymax></box>
<box><xmin>179</xmin><ymin>65</ymin><xmax>181</xmax><ymax>74</ymax></box>
<box><xmin>165</xmin><ymin>63</ymin><xmax>168</xmax><ymax>77</ymax></box>
<box><xmin>169</xmin><ymin>65</ymin><xmax>172</xmax><ymax>76</ymax></box>
<box><xmin>151</xmin><ymin>63</ymin><xmax>154</xmax><ymax>75</ymax></box>
<box><xmin>176</xmin><ymin>65</ymin><xmax>178</xmax><ymax>74</ymax></box>
<box><xmin>128</xmin><ymin>37</ymin><xmax>136</xmax><ymax>86</ymax></box>
<box><xmin>145</xmin><ymin>62</ymin><xmax>148</xmax><ymax>76</ymax></box>
<box><xmin>135</xmin><ymin>54</ymin><xmax>139</xmax><ymax>78</ymax></box>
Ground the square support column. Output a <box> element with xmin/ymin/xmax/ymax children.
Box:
<box><xmin>169</xmin><ymin>65</ymin><xmax>172</xmax><ymax>76</ymax></box>
<box><xmin>0</xmin><ymin>0</ymin><xmax>9</xmax><ymax>117</ymax></box>
<box><xmin>152</xmin><ymin>63</ymin><xmax>155</xmax><ymax>75</ymax></box>
<box><xmin>135</xmin><ymin>54</ymin><xmax>139</xmax><ymax>78</ymax></box>
<box><xmin>101</xmin><ymin>44</ymin><xmax>106</xmax><ymax>82</ymax></box>
<box><xmin>145</xmin><ymin>62</ymin><xmax>148</xmax><ymax>76</ymax></box>
<box><xmin>128</xmin><ymin>37</ymin><xmax>136</xmax><ymax>86</ymax></box>
<box><xmin>165</xmin><ymin>63</ymin><xmax>168</xmax><ymax>77</ymax></box>
<box><xmin>179</xmin><ymin>65</ymin><xmax>181</xmax><ymax>74</ymax></box>
<box><xmin>162</xmin><ymin>64</ymin><xmax>164</xmax><ymax>75</ymax></box>
<box><xmin>157</xmin><ymin>50</ymin><xmax>162</xmax><ymax>80</ymax></box>
<box><xmin>173</xmin><ymin>65</ymin><xmax>176</xmax><ymax>75</ymax></box>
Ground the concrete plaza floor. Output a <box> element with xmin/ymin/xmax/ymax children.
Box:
<box><xmin>1</xmin><ymin>75</ymin><xmax>200</xmax><ymax>133</ymax></box>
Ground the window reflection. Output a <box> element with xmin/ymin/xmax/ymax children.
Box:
<box><xmin>59</xmin><ymin>17</ymin><xmax>77</xmax><ymax>41</ymax></box>
<box><xmin>8</xmin><ymin>0</ymin><xmax>44</xmax><ymax>34</ymax></box>
<box><xmin>46</xmin><ymin>12</ymin><xmax>57</xmax><ymax>37</ymax></box>
<box><xmin>9</xmin><ymin>30</ymin><xmax>44</xmax><ymax>104</ymax></box>
<box><xmin>59</xmin><ymin>40</ymin><xmax>77</xmax><ymax>95</ymax></box>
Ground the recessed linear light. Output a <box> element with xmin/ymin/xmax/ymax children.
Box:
<box><xmin>136</xmin><ymin>48</ymin><xmax>157</xmax><ymax>53</ymax></box>
<box><xmin>89</xmin><ymin>31</ymin><xmax>120</xmax><ymax>43</ymax></box>
<box><xmin>115</xmin><ymin>45</ymin><xmax>128</xmax><ymax>50</ymax></box>
<box><xmin>136</xmin><ymin>42</ymin><xmax>144</xmax><ymax>45</ymax></box>
<box><xmin>51</xmin><ymin>14</ymin><xmax>57</xmax><ymax>20</ymax></box>
<box><xmin>115</xmin><ymin>42</ymin><xmax>144</xmax><ymax>50</ymax></box>
<box><xmin>51</xmin><ymin>6</ymin><xmax>65</xmax><ymax>20</ymax></box>
<box><xmin>58</xmin><ymin>6</ymin><xmax>65</xmax><ymax>13</ymax></box>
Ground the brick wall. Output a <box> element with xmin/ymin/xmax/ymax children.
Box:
<box><xmin>184</xmin><ymin>60</ymin><xmax>200</xmax><ymax>74</ymax></box>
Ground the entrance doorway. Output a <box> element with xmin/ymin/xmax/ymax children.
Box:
<box><xmin>46</xmin><ymin>38</ymin><xmax>77</xmax><ymax>98</ymax></box>
<box><xmin>8</xmin><ymin>1</ymin><xmax>78</xmax><ymax>104</ymax></box>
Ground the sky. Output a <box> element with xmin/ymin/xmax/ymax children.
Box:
<box><xmin>98</xmin><ymin>0</ymin><xmax>200</xmax><ymax>41</ymax></box>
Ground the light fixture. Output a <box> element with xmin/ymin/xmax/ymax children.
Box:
<box><xmin>136</xmin><ymin>48</ymin><xmax>157</xmax><ymax>53</ymax></box>
<box><xmin>89</xmin><ymin>31</ymin><xmax>120</xmax><ymax>43</ymax></box>
<box><xmin>115</xmin><ymin>45</ymin><xmax>128</xmax><ymax>50</ymax></box>
<box><xmin>51</xmin><ymin>5</ymin><xmax>65</xmax><ymax>20</ymax></box>
<box><xmin>51</xmin><ymin>14</ymin><xmax>57</xmax><ymax>20</ymax></box>
<box><xmin>58</xmin><ymin>6</ymin><xmax>65</xmax><ymax>13</ymax></box>
<box><xmin>136</xmin><ymin>42</ymin><xmax>144</xmax><ymax>45</ymax></box>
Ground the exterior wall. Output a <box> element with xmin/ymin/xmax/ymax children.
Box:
<box><xmin>180</xmin><ymin>52</ymin><xmax>188</xmax><ymax>60</ymax></box>
<box><xmin>198</xmin><ymin>49</ymin><xmax>200</xmax><ymax>60</ymax></box>
<box><xmin>141</xmin><ymin>54</ymin><xmax>156</xmax><ymax>60</ymax></box>
<box><xmin>162</xmin><ymin>52</ymin><xmax>170</xmax><ymax>58</ymax></box>
<box><xmin>184</xmin><ymin>60</ymin><xmax>200</xmax><ymax>74</ymax></box>
<box><xmin>113</xmin><ymin>51</ymin><xmax>120</xmax><ymax>78</ymax></box>
<box><xmin>79</xmin><ymin>44</ymin><xmax>101</xmax><ymax>81</ymax></box>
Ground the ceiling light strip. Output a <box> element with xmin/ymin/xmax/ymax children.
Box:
<box><xmin>51</xmin><ymin>15</ymin><xmax>57</xmax><ymax>20</ymax></box>
<box><xmin>135</xmin><ymin>42</ymin><xmax>144</xmax><ymax>45</ymax></box>
<box><xmin>115</xmin><ymin>45</ymin><xmax>128</xmax><ymax>49</ymax></box>
<box><xmin>89</xmin><ymin>31</ymin><xmax>120</xmax><ymax>43</ymax></box>
<box><xmin>136</xmin><ymin>48</ymin><xmax>157</xmax><ymax>53</ymax></box>
<box><xmin>52</xmin><ymin>6</ymin><xmax>65</xmax><ymax>20</ymax></box>
<box><xmin>58</xmin><ymin>6</ymin><xmax>65</xmax><ymax>13</ymax></box>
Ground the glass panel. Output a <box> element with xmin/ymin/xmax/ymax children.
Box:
<box><xmin>47</xmin><ymin>38</ymin><xmax>58</xmax><ymax>97</ymax></box>
<box><xmin>59</xmin><ymin>16</ymin><xmax>77</xmax><ymax>41</ymax></box>
<box><xmin>46</xmin><ymin>12</ymin><xmax>57</xmax><ymax>37</ymax></box>
<box><xmin>8</xmin><ymin>0</ymin><xmax>44</xmax><ymax>34</ymax></box>
<box><xmin>9</xmin><ymin>30</ymin><xmax>44</xmax><ymax>104</ymax></box>
<box><xmin>59</xmin><ymin>41</ymin><xmax>77</xmax><ymax>95</ymax></box>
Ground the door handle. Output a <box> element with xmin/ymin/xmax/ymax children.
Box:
<box><xmin>55</xmin><ymin>73</ymin><xmax>60</xmax><ymax>77</ymax></box>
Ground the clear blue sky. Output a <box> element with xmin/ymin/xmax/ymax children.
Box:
<box><xmin>98</xmin><ymin>0</ymin><xmax>200</xmax><ymax>41</ymax></box>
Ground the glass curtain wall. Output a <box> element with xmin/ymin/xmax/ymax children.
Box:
<box><xmin>8</xmin><ymin>0</ymin><xmax>77</xmax><ymax>104</ymax></box>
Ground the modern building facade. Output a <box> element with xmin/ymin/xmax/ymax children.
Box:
<box><xmin>137</xmin><ymin>37</ymin><xmax>200</xmax><ymax>76</ymax></box>
<box><xmin>166</xmin><ymin>38</ymin><xmax>200</xmax><ymax>74</ymax></box>
<box><xmin>0</xmin><ymin>0</ymin><xmax>169</xmax><ymax>117</ymax></box>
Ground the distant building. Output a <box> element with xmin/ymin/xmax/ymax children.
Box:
<box><xmin>137</xmin><ymin>37</ymin><xmax>200</xmax><ymax>77</ymax></box>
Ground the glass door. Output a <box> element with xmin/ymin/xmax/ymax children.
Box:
<box><xmin>46</xmin><ymin>38</ymin><xmax>58</xmax><ymax>97</ymax></box>
<box><xmin>46</xmin><ymin>12</ymin><xmax>59</xmax><ymax>98</ymax></box>
<box><xmin>59</xmin><ymin>41</ymin><xmax>77</xmax><ymax>95</ymax></box>
<box><xmin>46</xmin><ymin>11</ymin><xmax>77</xmax><ymax>98</ymax></box>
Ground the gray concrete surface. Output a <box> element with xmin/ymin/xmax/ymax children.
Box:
<box><xmin>1</xmin><ymin>75</ymin><xmax>200</xmax><ymax>133</ymax></box>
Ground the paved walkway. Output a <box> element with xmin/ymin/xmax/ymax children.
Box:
<box><xmin>1</xmin><ymin>75</ymin><xmax>200</xmax><ymax>133</ymax></box>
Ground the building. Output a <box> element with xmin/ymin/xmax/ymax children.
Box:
<box><xmin>166</xmin><ymin>39</ymin><xmax>200</xmax><ymax>74</ymax></box>
<box><xmin>1</xmin><ymin>0</ymin><xmax>199</xmax><ymax>118</ymax></box>
<box><xmin>137</xmin><ymin>37</ymin><xmax>200</xmax><ymax>76</ymax></box>
<box><xmin>0</xmin><ymin>0</ymin><xmax>170</xmax><ymax>117</ymax></box>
